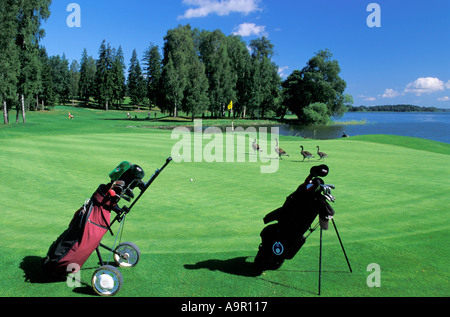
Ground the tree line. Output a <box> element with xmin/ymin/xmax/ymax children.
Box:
<box><xmin>1</xmin><ymin>2</ymin><xmax>350</xmax><ymax>125</ymax></box>
<box><xmin>348</xmin><ymin>105</ymin><xmax>446</xmax><ymax>112</ymax></box>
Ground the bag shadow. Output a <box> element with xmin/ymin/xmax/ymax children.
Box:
<box><xmin>19</xmin><ymin>256</ymin><xmax>64</xmax><ymax>284</ymax></box>
<box><xmin>184</xmin><ymin>256</ymin><xmax>262</xmax><ymax>277</ymax></box>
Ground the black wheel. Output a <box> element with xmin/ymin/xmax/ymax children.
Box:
<box><xmin>113</xmin><ymin>242</ymin><xmax>140</xmax><ymax>267</ymax></box>
<box><xmin>91</xmin><ymin>265</ymin><xmax>123</xmax><ymax>296</ymax></box>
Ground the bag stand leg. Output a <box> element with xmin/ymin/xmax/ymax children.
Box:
<box><xmin>317</xmin><ymin>219</ymin><xmax>352</xmax><ymax>296</ymax></box>
<box><xmin>318</xmin><ymin>228</ymin><xmax>323</xmax><ymax>296</ymax></box>
<box><xmin>332</xmin><ymin>219</ymin><xmax>352</xmax><ymax>273</ymax></box>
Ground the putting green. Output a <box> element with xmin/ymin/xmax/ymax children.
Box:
<box><xmin>1</xmin><ymin>108</ymin><xmax>449</xmax><ymax>297</ymax></box>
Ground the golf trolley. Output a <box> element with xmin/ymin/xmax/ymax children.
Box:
<box><xmin>254</xmin><ymin>164</ymin><xmax>352</xmax><ymax>295</ymax></box>
<box><xmin>43</xmin><ymin>157</ymin><xmax>172</xmax><ymax>296</ymax></box>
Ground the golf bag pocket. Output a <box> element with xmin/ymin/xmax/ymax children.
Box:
<box><xmin>255</xmin><ymin>223</ymin><xmax>307</xmax><ymax>270</ymax></box>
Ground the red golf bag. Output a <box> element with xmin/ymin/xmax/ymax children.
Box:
<box><xmin>42</xmin><ymin>161</ymin><xmax>147</xmax><ymax>279</ymax></box>
<box><xmin>42</xmin><ymin>185</ymin><xmax>116</xmax><ymax>277</ymax></box>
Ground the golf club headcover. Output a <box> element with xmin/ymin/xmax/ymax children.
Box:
<box><xmin>310</xmin><ymin>165</ymin><xmax>329</xmax><ymax>178</ymax></box>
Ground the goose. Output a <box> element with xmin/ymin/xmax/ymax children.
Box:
<box><xmin>316</xmin><ymin>146</ymin><xmax>328</xmax><ymax>161</ymax></box>
<box><xmin>252</xmin><ymin>139</ymin><xmax>262</xmax><ymax>154</ymax></box>
<box><xmin>342</xmin><ymin>131</ymin><xmax>349</xmax><ymax>138</ymax></box>
<box><xmin>300</xmin><ymin>145</ymin><xmax>315</xmax><ymax>162</ymax></box>
<box><xmin>275</xmin><ymin>138</ymin><xmax>289</xmax><ymax>159</ymax></box>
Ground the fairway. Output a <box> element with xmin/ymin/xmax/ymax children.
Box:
<box><xmin>1</xmin><ymin>108</ymin><xmax>449</xmax><ymax>297</ymax></box>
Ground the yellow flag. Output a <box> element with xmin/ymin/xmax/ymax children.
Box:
<box><xmin>228</xmin><ymin>101</ymin><xmax>233</xmax><ymax>110</ymax></box>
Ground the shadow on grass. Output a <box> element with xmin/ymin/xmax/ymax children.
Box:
<box><xmin>184</xmin><ymin>256</ymin><xmax>322</xmax><ymax>295</ymax></box>
<box><xmin>20</xmin><ymin>256</ymin><xmax>59</xmax><ymax>284</ymax></box>
<box><xmin>19</xmin><ymin>255</ymin><xmax>97</xmax><ymax>296</ymax></box>
<box><xmin>184</xmin><ymin>256</ymin><xmax>262</xmax><ymax>277</ymax></box>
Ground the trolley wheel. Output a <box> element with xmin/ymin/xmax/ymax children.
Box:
<box><xmin>113</xmin><ymin>242</ymin><xmax>141</xmax><ymax>267</ymax></box>
<box><xmin>91</xmin><ymin>265</ymin><xmax>123</xmax><ymax>296</ymax></box>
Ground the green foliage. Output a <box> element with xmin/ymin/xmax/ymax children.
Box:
<box><xmin>94</xmin><ymin>40</ymin><xmax>114</xmax><ymax>110</ymax></box>
<box><xmin>143</xmin><ymin>43</ymin><xmax>162</xmax><ymax>107</ymax></box>
<box><xmin>283</xmin><ymin>49</ymin><xmax>348</xmax><ymax>124</ymax></box>
<box><xmin>78</xmin><ymin>49</ymin><xmax>96</xmax><ymax>105</ymax></box>
<box><xmin>110</xmin><ymin>46</ymin><xmax>126</xmax><ymax>107</ymax></box>
<box><xmin>302</xmin><ymin>102</ymin><xmax>330</xmax><ymax>125</ymax></box>
<box><xmin>127</xmin><ymin>49</ymin><xmax>146</xmax><ymax>107</ymax></box>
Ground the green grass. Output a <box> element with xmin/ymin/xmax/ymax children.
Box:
<box><xmin>1</xmin><ymin>107</ymin><xmax>449</xmax><ymax>297</ymax></box>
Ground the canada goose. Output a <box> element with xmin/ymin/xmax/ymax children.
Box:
<box><xmin>342</xmin><ymin>131</ymin><xmax>349</xmax><ymax>138</ymax></box>
<box><xmin>275</xmin><ymin>138</ymin><xmax>289</xmax><ymax>159</ymax></box>
<box><xmin>316</xmin><ymin>146</ymin><xmax>328</xmax><ymax>161</ymax></box>
<box><xmin>252</xmin><ymin>139</ymin><xmax>262</xmax><ymax>154</ymax></box>
<box><xmin>300</xmin><ymin>145</ymin><xmax>315</xmax><ymax>162</ymax></box>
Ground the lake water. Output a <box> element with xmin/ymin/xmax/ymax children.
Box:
<box><xmin>278</xmin><ymin>112</ymin><xmax>450</xmax><ymax>144</ymax></box>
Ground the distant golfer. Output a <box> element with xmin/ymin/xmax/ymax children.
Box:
<box><xmin>68</xmin><ymin>112</ymin><xmax>74</xmax><ymax>119</ymax></box>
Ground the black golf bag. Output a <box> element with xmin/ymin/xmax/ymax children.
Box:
<box><xmin>254</xmin><ymin>165</ymin><xmax>335</xmax><ymax>271</ymax></box>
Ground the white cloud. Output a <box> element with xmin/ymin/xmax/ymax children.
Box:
<box><xmin>446</xmin><ymin>80</ymin><xmax>450</xmax><ymax>89</ymax></box>
<box><xmin>382</xmin><ymin>88</ymin><xmax>401</xmax><ymax>98</ymax></box>
<box><xmin>278</xmin><ymin>66</ymin><xmax>289</xmax><ymax>78</ymax></box>
<box><xmin>437</xmin><ymin>96</ymin><xmax>449</xmax><ymax>101</ymax></box>
<box><xmin>404</xmin><ymin>77</ymin><xmax>445</xmax><ymax>96</ymax></box>
<box><xmin>179</xmin><ymin>0</ymin><xmax>261</xmax><ymax>19</ymax></box>
<box><xmin>357</xmin><ymin>94</ymin><xmax>376</xmax><ymax>101</ymax></box>
<box><xmin>232</xmin><ymin>23</ymin><xmax>267</xmax><ymax>37</ymax></box>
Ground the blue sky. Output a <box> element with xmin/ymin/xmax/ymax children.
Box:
<box><xmin>40</xmin><ymin>0</ymin><xmax>450</xmax><ymax>108</ymax></box>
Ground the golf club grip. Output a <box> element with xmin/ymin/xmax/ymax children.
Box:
<box><xmin>126</xmin><ymin>157</ymin><xmax>172</xmax><ymax>212</ymax></box>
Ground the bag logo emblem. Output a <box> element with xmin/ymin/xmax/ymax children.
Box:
<box><xmin>272</xmin><ymin>242</ymin><xmax>284</xmax><ymax>255</ymax></box>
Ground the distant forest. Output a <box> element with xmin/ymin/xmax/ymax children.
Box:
<box><xmin>348</xmin><ymin>105</ymin><xmax>449</xmax><ymax>112</ymax></box>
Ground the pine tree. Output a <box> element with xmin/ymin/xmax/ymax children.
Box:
<box><xmin>15</xmin><ymin>0</ymin><xmax>51</xmax><ymax>122</ymax></box>
<box><xmin>110</xmin><ymin>46</ymin><xmax>126</xmax><ymax>108</ymax></box>
<box><xmin>143</xmin><ymin>43</ymin><xmax>162</xmax><ymax>108</ymax></box>
<box><xmin>38</xmin><ymin>47</ymin><xmax>56</xmax><ymax>109</ymax></box>
<box><xmin>79</xmin><ymin>49</ymin><xmax>96</xmax><ymax>105</ymax></box>
<box><xmin>69</xmin><ymin>60</ymin><xmax>80</xmax><ymax>105</ymax></box>
<box><xmin>127</xmin><ymin>49</ymin><xmax>146</xmax><ymax>108</ymax></box>
<box><xmin>95</xmin><ymin>40</ymin><xmax>113</xmax><ymax>110</ymax></box>
<box><xmin>0</xmin><ymin>0</ymin><xmax>20</xmax><ymax>124</ymax></box>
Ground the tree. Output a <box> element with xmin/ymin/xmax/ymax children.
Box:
<box><xmin>199</xmin><ymin>29</ymin><xmax>235</xmax><ymax>117</ymax></box>
<box><xmin>38</xmin><ymin>47</ymin><xmax>56</xmax><ymax>109</ymax></box>
<box><xmin>183</xmin><ymin>53</ymin><xmax>209</xmax><ymax>120</ymax></box>
<box><xmin>226</xmin><ymin>35</ymin><xmax>252</xmax><ymax>118</ymax></box>
<box><xmin>110</xmin><ymin>46</ymin><xmax>126</xmax><ymax>108</ymax></box>
<box><xmin>69</xmin><ymin>60</ymin><xmax>80</xmax><ymax>105</ymax></box>
<box><xmin>15</xmin><ymin>0</ymin><xmax>51</xmax><ymax>122</ymax></box>
<box><xmin>143</xmin><ymin>43</ymin><xmax>162</xmax><ymax>108</ymax></box>
<box><xmin>78</xmin><ymin>49</ymin><xmax>96</xmax><ymax>105</ymax></box>
<box><xmin>283</xmin><ymin>49</ymin><xmax>348</xmax><ymax>123</ymax></box>
<box><xmin>248</xmin><ymin>37</ymin><xmax>281</xmax><ymax>119</ymax></box>
<box><xmin>127</xmin><ymin>49</ymin><xmax>146</xmax><ymax>107</ymax></box>
<box><xmin>95</xmin><ymin>40</ymin><xmax>113</xmax><ymax>110</ymax></box>
<box><xmin>0</xmin><ymin>0</ymin><xmax>20</xmax><ymax>124</ymax></box>
<box><xmin>302</xmin><ymin>102</ymin><xmax>330</xmax><ymax>125</ymax></box>
<box><xmin>48</xmin><ymin>54</ymin><xmax>69</xmax><ymax>106</ymax></box>
<box><xmin>161</xmin><ymin>25</ymin><xmax>195</xmax><ymax>117</ymax></box>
